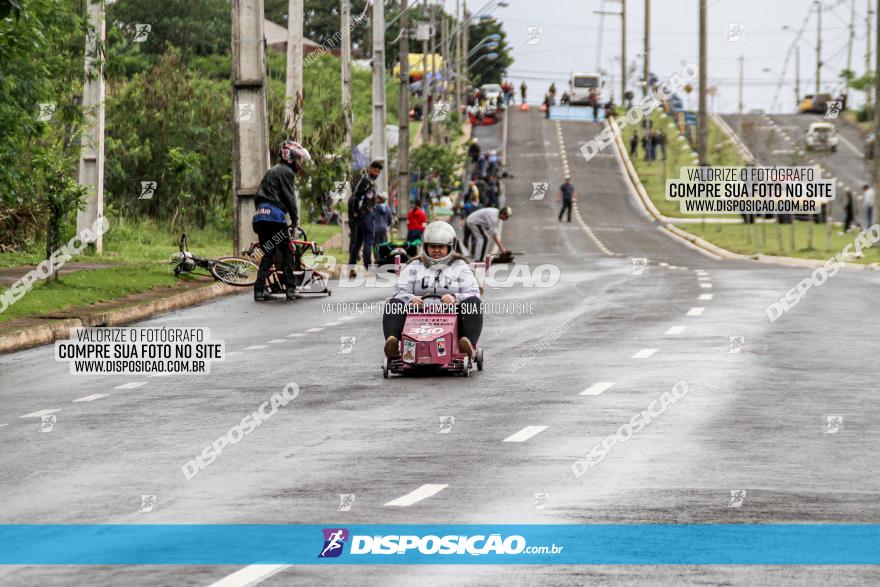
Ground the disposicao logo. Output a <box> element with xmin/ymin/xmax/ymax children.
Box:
<box><xmin>318</xmin><ymin>528</ymin><xmax>349</xmax><ymax>558</ymax></box>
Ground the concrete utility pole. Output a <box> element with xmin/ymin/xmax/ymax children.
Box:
<box><xmin>867</xmin><ymin>0</ymin><xmax>873</xmax><ymax>109</ymax></box>
<box><xmin>455</xmin><ymin>0</ymin><xmax>463</xmax><ymax>108</ymax></box>
<box><xmin>698</xmin><ymin>0</ymin><xmax>707</xmax><ymax>165</ymax></box>
<box><xmin>232</xmin><ymin>0</ymin><xmax>271</xmax><ymax>254</ymax></box>
<box><xmin>643</xmin><ymin>0</ymin><xmax>650</xmax><ymax>99</ymax></box>
<box><xmin>341</xmin><ymin>0</ymin><xmax>353</xmax><ymax>175</ymax></box>
<box><xmin>847</xmin><ymin>0</ymin><xmax>856</xmax><ymax>75</ymax></box>
<box><xmin>796</xmin><ymin>46</ymin><xmax>801</xmax><ymax>106</ymax></box>
<box><xmin>77</xmin><ymin>0</ymin><xmax>106</xmax><ymax>255</ymax></box>
<box><xmin>422</xmin><ymin>14</ymin><xmax>430</xmax><ymax>144</ymax></box>
<box><xmin>428</xmin><ymin>6</ymin><xmax>436</xmax><ymax>143</ymax></box>
<box><xmin>816</xmin><ymin>0</ymin><xmax>822</xmax><ymax>95</ymax></box>
<box><xmin>873</xmin><ymin>0</ymin><xmax>880</xmax><ymax>215</ymax></box>
<box><xmin>463</xmin><ymin>1</ymin><xmax>469</xmax><ymax>99</ymax></box>
<box><xmin>285</xmin><ymin>0</ymin><xmax>304</xmax><ymax>141</ymax></box>
<box><xmin>621</xmin><ymin>0</ymin><xmax>627</xmax><ymax>103</ymax></box>
<box><xmin>399</xmin><ymin>0</ymin><xmax>411</xmax><ymax>227</ymax></box>
<box><xmin>372</xmin><ymin>0</ymin><xmax>388</xmax><ymax>196</ymax></box>
<box><xmin>441</xmin><ymin>10</ymin><xmax>449</xmax><ymax>104</ymax></box>
<box><xmin>738</xmin><ymin>55</ymin><xmax>744</xmax><ymax>114</ymax></box>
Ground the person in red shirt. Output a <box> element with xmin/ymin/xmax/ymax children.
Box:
<box><xmin>406</xmin><ymin>201</ymin><xmax>427</xmax><ymax>242</ymax></box>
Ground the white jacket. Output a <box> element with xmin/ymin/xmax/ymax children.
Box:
<box><xmin>392</xmin><ymin>258</ymin><xmax>481</xmax><ymax>303</ymax></box>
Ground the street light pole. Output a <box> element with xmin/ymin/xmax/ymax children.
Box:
<box><xmin>341</xmin><ymin>0</ymin><xmax>352</xmax><ymax>176</ymax></box>
<box><xmin>698</xmin><ymin>0</ymin><xmax>707</xmax><ymax>165</ymax></box>
<box><xmin>816</xmin><ymin>0</ymin><xmax>822</xmax><ymax>95</ymax></box>
<box><xmin>285</xmin><ymin>0</ymin><xmax>304</xmax><ymax>141</ymax></box>
<box><xmin>399</xmin><ymin>0</ymin><xmax>411</xmax><ymax>228</ymax></box>
<box><xmin>738</xmin><ymin>55</ymin><xmax>744</xmax><ymax>114</ymax></box>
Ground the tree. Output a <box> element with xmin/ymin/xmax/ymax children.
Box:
<box><xmin>467</xmin><ymin>18</ymin><xmax>512</xmax><ymax>86</ymax></box>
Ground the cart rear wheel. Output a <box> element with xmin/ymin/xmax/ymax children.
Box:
<box><xmin>476</xmin><ymin>348</ymin><xmax>484</xmax><ymax>371</ymax></box>
<box><xmin>382</xmin><ymin>358</ymin><xmax>390</xmax><ymax>379</ymax></box>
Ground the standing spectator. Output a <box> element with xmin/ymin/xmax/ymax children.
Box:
<box><xmin>406</xmin><ymin>200</ymin><xmax>428</xmax><ymax>242</ymax></box>
<box><xmin>484</xmin><ymin>176</ymin><xmax>500</xmax><ymax>208</ymax></box>
<box><xmin>468</xmin><ymin>138</ymin><xmax>481</xmax><ymax>174</ymax></box>
<box><xmin>543</xmin><ymin>93</ymin><xmax>551</xmax><ymax>118</ymax></box>
<box><xmin>486</xmin><ymin>150</ymin><xmax>500</xmax><ymax>178</ymax></box>
<box><xmin>863</xmin><ymin>183</ymin><xmax>875</xmax><ymax>227</ymax></box>
<box><xmin>520</xmin><ymin>80</ymin><xmax>528</xmax><ymax>103</ymax></box>
<box><xmin>477</xmin><ymin>153</ymin><xmax>488</xmax><ymax>177</ymax></box>
<box><xmin>656</xmin><ymin>130</ymin><xmax>667</xmax><ymax>160</ymax></box>
<box><xmin>558</xmin><ymin>177</ymin><xmax>575</xmax><ymax>222</ymax></box>
<box><xmin>347</xmin><ymin>160</ymin><xmax>382</xmax><ymax>269</ymax></box>
<box><xmin>592</xmin><ymin>95</ymin><xmax>601</xmax><ymax>123</ymax></box>
<box><xmin>641</xmin><ymin>131</ymin><xmax>650</xmax><ymax>160</ymax></box>
<box><xmin>549</xmin><ymin>82</ymin><xmax>557</xmax><ymax>104</ymax></box>
<box><xmin>630</xmin><ymin>132</ymin><xmax>639</xmax><ymax>157</ymax></box>
<box><xmin>466</xmin><ymin>178</ymin><xmax>480</xmax><ymax>206</ymax></box>
<box><xmin>843</xmin><ymin>190</ymin><xmax>855</xmax><ymax>233</ymax></box>
<box><xmin>604</xmin><ymin>98</ymin><xmax>615</xmax><ymax>120</ymax></box>
<box><xmin>650</xmin><ymin>130</ymin><xmax>660</xmax><ymax>160</ymax></box>
<box><xmin>373</xmin><ymin>193</ymin><xmax>393</xmax><ymax>246</ymax></box>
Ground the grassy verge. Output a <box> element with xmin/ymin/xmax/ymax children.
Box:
<box><xmin>617</xmin><ymin>110</ymin><xmax>746</xmax><ymax>218</ymax></box>
<box><xmin>685</xmin><ymin>220</ymin><xmax>880</xmax><ymax>264</ymax></box>
<box><xmin>0</xmin><ymin>218</ymin><xmax>342</xmax><ymax>323</ymax></box>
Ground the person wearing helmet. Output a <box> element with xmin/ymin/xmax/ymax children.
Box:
<box><xmin>465</xmin><ymin>206</ymin><xmax>511</xmax><ymax>261</ymax></box>
<box><xmin>252</xmin><ymin>140</ymin><xmax>311</xmax><ymax>301</ymax></box>
<box><xmin>383</xmin><ymin>221</ymin><xmax>482</xmax><ymax>360</ymax></box>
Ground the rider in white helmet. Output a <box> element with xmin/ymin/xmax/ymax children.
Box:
<box><xmin>383</xmin><ymin>221</ymin><xmax>483</xmax><ymax>359</ymax></box>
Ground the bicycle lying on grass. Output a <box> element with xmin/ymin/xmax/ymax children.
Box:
<box><xmin>171</xmin><ymin>232</ymin><xmax>258</xmax><ymax>286</ymax></box>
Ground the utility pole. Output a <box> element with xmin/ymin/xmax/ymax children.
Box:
<box><xmin>873</xmin><ymin>0</ymin><xmax>880</xmax><ymax>216</ymax></box>
<box><xmin>847</xmin><ymin>0</ymin><xmax>856</xmax><ymax>76</ymax></box>
<box><xmin>463</xmin><ymin>0</ymin><xmax>470</xmax><ymax>101</ymax></box>
<box><xmin>399</xmin><ymin>0</ymin><xmax>411</xmax><ymax>227</ymax></box>
<box><xmin>422</xmin><ymin>12</ymin><xmax>430</xmax><ymax>145</ymax></box>
<box><xmin>867</xmin><ymin>0</ymin><xmax>873</xmax><ymax>110</ymax></box>
<box><xmin>441</xmin><ymin>10</ymin><xmax>449</xmax><ymax>105</ymax></box>
<box><xmin>643</xmin><ymin>0</ymin><xmax>650</xmax><ymax>100</ymax></box>
<box><xmin>77</xmin><ymin>0</ymin><xmax>105</xmax><ymax>254</ymax></box>
<box><xmin>372</xmin><ymin>0</ymin><xmax>388</xmax><ymax>196</ymax></box>
<box><xmin>455</xmin><ymin>0</ymin><xmax>463</xmax><ymax>109</ymax></box>
<box><xmin>231</xmin><ymin>0</ymin><xmax>270</xmax><ymax>255</ymax></box>
<box><xmin>816</xmin><ymin>0</ymin><xmax>822</xmax><ymax>95</ymax></box>
<box><xmin>428</xmin><ymin>5</ymin><xmax>436</xmax><ymax>143</ymax></box>
<box><xmin>698</xmin><ymin>0</ymin><xmax>707</xmax><ymax>165</ymax></box>
<box><xmin>341</xmin><ymin>0</ymin><xmax>353</xmax><ymax>176</ymax></box>
<box><xmin>738</xmin><ymin>55</ymin><xmax>744</xmax><ymax>114</ymax></box>
<box><xmin>796</xmin><ymin>46</ymin><xmax>801</xmax><ymax>106</ymax></box>
<box><xmin>621</xmin><ymin>0</ymin><xmax>627</xmax><ymax>103</ymax></box>
<box><xmin>285</xmin><ymin>0</ymin><xmax>304</xmax><ymax>141</ymax></box>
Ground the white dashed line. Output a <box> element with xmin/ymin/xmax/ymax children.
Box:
<box><xmin>338</xmin><ymin>316</ymin><xmax>356</xmax><ymax>321</ymax></box>
<box><xmin>324</xmin><ymin>322</ymin><xmax>341</xmax><ymax>326</ymax></box>
<box><xmin>205</xmin><ymin>564</ymin><xmax>289</xmax><ymax>587</ymax></box>
<box><xmin>698</xmin><ymin>293</ymin><xmax>714</xmax><ymax>301</ymax></box>
<box><xmin>244</xmin><ymin>345</ymin><xmax>268</xmax><ymax>350</ymax></box>
<box><xmin>659</xmin><ymin>262</ymin><xmax>669</xmax><ymax>267</ymax></box>
<box><xmin>503</xmin><ymin>426</ymin><xmax>549</xmax><ymax>443</ymax></box>
<box><xmin>631</xmin><ymin>348</ymin><xmax>658</xmax><ymax>359</ymax></box>
<box><xmin>697</xmin><ymin>276</ymin><xmax>711</xmax><ymax>281</ymax></box>
<box><xmin>580</xmin><ymin>382</ymin><xmax>615</xmax><ymax>396</ymax></box>
<box><xmin>687</xmin><ymin>307</ymin><xmax>705</xmax><ymax>316</ymax></box>
<box><xmin>268</xmin><ymin>339</ymin><xmax>286</xmax><ymax>344</ymax></box>
<box><xmin>665</xmin><ymin>326</ymin><xmax>686</xmax><ymax>335</ymax></box>
<box><xmin>305</xmin><ymin>328</ymin><xmax>324</xmax><ymax>333</ymax></box>
<box><xmin>699</xmin><ymin>282</ymin><xmax>713</xmax><ymax>289</ymax></box>
<box><xmin>694</xmin><ymin>270</ymin><xmax>708</xmax><ymax>275</ymax></box>
<box><xmin>384</xmin><ymin>483</ymin><xmax>449</xmax><ymax>507</ymax></box>
<box><xmin>20</xmin><ymin>409</ymin><xmax>60</xmax><ymax>419</ymax></box>
<box><xmin>73</xmin><ymin>394</ymin><xmax>109</xmax><ymax>402</ymax></box>
<box><xmin>115</xmin><ymin>382</ymin><xmax>147</xmax><ymax>390</ymax></box>
<box><xmin>286</xmin><ymin>333</ymin><xmax>305</xmax><ymax>338</ymax></box>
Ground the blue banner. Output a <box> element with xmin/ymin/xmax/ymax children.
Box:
<box><xmin>0</xmin><ymin>525</ymin><xmax>877</xmax><ymax>565</ymax></box>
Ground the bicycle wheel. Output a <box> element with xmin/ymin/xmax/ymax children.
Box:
<box><xmin>211</xmin><ymin>257</ymin><xmax>259</xmax><ymax>286</ymax></box>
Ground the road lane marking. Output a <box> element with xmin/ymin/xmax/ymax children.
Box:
<box><xmin>687</xmin><ymin>307</ymin><xmax>705</xmax><ymax>316</ymax></box>
<box><xmin>206</xmin><ymin>564</ymin><xmax>289</xmax><ymax>587</ymax></box>
<box><xmin>286</xmin><ymin>333</ymin><xmax>305</xmax><ymax>338</ymax></box>
<box><xmin>338</xmin><ymin>315</ymin><xmax>356</xmax><ymax>321</ymax></box>
<box><xmin>694</xmin><ymin>270</ymin><xmax>708</xmax><ymax>275</ymax></box>
<box><xmin>503</xmin><ymin>426</ymin><xmax>548</xmax><ymax>443</ymax></box>
<box><xmin>268</xmin><ymin>339</ymin><xmax>286</xmax><ymax>344</ymax></box>
<box><xmin>698</xmin><ymin>293</ymin><xmax>714</xmax><ymax>300</ymax></box>
<box><xmin>580</xmin><ymin>382</ymin><xmax>615</xmax><ymax>396</ymax></box>
<box><xmin>384</xmin><ymin>484</ymin><xmax>449</xmax><ymax>507</ymax></box>
<box><xmin>698</xmin><ymin>276</ymin><xmax>711</xmax><ymax>281</ymax></box>
<box><xmin>631</xmin><ymin>348</ymin><xmax>658</xmax><ymax>359</ymax></box>
<box><xmin>665</xmin><ymin>326</ymin><xmax>686</xmax><ymax>335</ymax></box>
<box><xmin>244</xmin><ymin>345</ymin><xmax>267</xmax><ymax>350</ymax></box>
<box><xmin>115</xmin><ymin>382</ymin><xmax>146</xmax><ymax>390</ymax></box>
<box><xmin>73</xmin><ymin>394</ymin><xmax>109</xmax><ymax>402</ymax></box>
<box><xmin>324</xmin><ymin>322</ymin><xmax>341</xmax><ymax>326</ymax></box>
<box><xmin>305</xmin><ymin>327</ymin><xmax>324</xmax><ymax>333</ymax></box>
<box><xmin>20</xmin><ymin>409</ymin><xmax>60</xmax><ymax>418</ymax></box>
<box><xmin>700</xmin><ymin>283</ymin><xmax>713</xmax><ymax>289</ymax></box>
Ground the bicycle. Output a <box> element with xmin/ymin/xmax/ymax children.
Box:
<box><xmin>171</xmin><ymin>232</ymin><xmax>258</xmax><ymax>286</ymax></box>
<box><xmin>241</xmin><ymin>226</ymin><xmax>332</xmax><ymax>297</ymax></box>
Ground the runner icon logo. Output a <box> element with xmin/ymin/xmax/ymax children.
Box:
<box><xmin>337</xmin><ymin>494</ymin><xmax>356</xmax><ymax>512</ymax></box>
<box><xmin>824</xmin><ymin>415</ymin><xmax>843</xmax><ymax>434</ymax></box>
<box><xmin>727</xmin><ymin>489</ymin><xmax>746</xmax><ymax>508</ymax></box>
<box><xmin>319</xmin><ymin>528</ymin><xmax>349</xmax><ymax>558</ymax></box>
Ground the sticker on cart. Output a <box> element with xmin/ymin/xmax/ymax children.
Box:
<box><xmin>408</xmin><ymin>324</ymin><xmax>443</xmax><ymax>337</ymax></box>
<box><xmin>403</xmin><ymin>340</ymin><xmax>416</xmax><ymax>363</ymax></box>
<box><xmin>437</xmin><ymin>337</ymin><xmax>447</xmax><ymax>356</ymax></box>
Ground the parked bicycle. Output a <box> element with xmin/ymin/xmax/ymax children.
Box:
<box><xmin>172</xmin><ymin>232</ymin><xmax>258</xmax><ymax>286</ymax></box>
<box><xmin>241</xmin><ymin>226</ymin><xmax>332</xmax><ymax>297</ymax></box>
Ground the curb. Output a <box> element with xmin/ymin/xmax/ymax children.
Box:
<box><xmin>0</xmin><ymin>281</ymin><xmax>245</xmax><ymax>355</ymax></box>
<box><xmin>610</xmin><ymin>116</ymin><xmax>879</xmax><ymax>271</ymax></box>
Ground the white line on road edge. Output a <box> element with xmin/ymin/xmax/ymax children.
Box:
<box><xmin>665</xmin><ymin>326</ymin><xmax>686</xmax><ymax>335</ymax></box>
<box><xmin>286</xmin><ymin>333</ymin><xmax>305</xmax><ymax>338</ymax></box>
<box><xmin>73</xmin><ymin>394</ymin><xmax>109</xmax><ymax>402</ymax></box>
<box><xmin>384</xmin><ymin>484</ymin><xmax>449</xmax><ymax>507</ymax></box>
<box><xmin>243</xmin><ymin>345</ymin><xmax>268</xmax><ymax>350</ymax></box>
<box><xmin>205</xmin><ymin>564</ymin><xmax>289</xmax><ymax>587</ymax></box>
<box><xmin>698</xmin><ymin>293</ymin><xmax>714</xmax><ymax>300</ymax></box>
<box><xmin>115</xmin><ymin>382</ymin><xmax>146</xmax><ymax>390</ymax></box>
<box><xmin>305</xmin><ymin>327</ymin><xmax>324</xmax><ymax>333</ymax></box>
<box><xmin>687</xmin><ymin>307</ymin><xmax>705</xmax><ymax>316</ymax></box>
<box><xmin>503</xmin><ymin>426</ymin><xmax>549</xmax><ymax>443</ymax></box>
<box><xmin>324</xmin><ymin>322</ymin><xmax>341</xmax><ymax>326</ymax></box>
<box><xmin>580</xmin><ymin>382</ymin><xmax>615</xmax><ymax>396</ymax></box>
<box><xmin>631</xmin><ymin>348</ymin><xmax>658</xmax><ymax>359</ymax></box>
<box><xmin>267</xmin><ymin>339</ymin><xmax>286</xmax><ymax>344</ymax></box>
<box><xmin>20</xmin><ymin>409</ymin><xmax>60</xmax><ymax>418</ymax></box>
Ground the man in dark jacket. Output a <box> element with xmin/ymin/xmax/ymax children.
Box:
<box><xmin>252</xmin><ymin>140</ymin><xmax>310</xmax><ymax>301</ymax></box>
<box><xmin>348</xmin><ymin>160</ymin><xmax>383</xmax><ymax>269</ymax></box>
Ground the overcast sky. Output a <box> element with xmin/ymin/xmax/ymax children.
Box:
<box><xmin>440</xmin><ymin>0</ymin><xmax>871</xmax><ymax>112</ymax></box>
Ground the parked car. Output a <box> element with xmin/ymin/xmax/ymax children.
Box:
<box><xmin>804</xmin><ymin>122</ymin><xmax>838</xmax><ymax>152</ymax></box>
<box><xmin>479</xmin><ymin>83</ymin><xmax>503</xmax><ymax>103</ymax></box>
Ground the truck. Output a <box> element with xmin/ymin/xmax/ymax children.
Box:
<box><xmin>568</xmin><ymin>72</ymin><xmax>603</xmax><ymax>106</ymax></box>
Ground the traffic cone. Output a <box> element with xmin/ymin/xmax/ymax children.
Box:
<box><xmin>519</xmin><ymin>103</ymin><xmax>530</xmax><ymax>112</ymax></box>
<box><xmin>539</xmin><ymin>104</ymin><xmax>547</xmax><ymax>112</ymax></box>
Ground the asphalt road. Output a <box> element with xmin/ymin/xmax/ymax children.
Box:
<box><xmin>720</xmin><ymin>112</ymin><xmax>874</xmax><ymax>223</ymax></box>
<box><xmin>0</xmin><ymin>109</ymin><xmax>878</xmax><ymax>586</ymax></box>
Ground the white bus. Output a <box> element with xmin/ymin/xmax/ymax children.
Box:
<box><xmin>569</xmin><ymin>72</ymin><xmax>603</xmax><ymax>105</ymax></box>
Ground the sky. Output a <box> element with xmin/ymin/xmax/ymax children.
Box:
<box><xmin>440</xmin><ymin>0</ymin><xmax>872</xmax><ymax>112</ymax></box>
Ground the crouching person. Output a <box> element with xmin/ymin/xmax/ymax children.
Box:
<box><xmin>383</xmin><ymin>221</ymin><xmax>483</xmax><ymax>358</ymax></box>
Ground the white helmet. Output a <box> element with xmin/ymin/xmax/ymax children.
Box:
<box><xmin>420</xmin><ymin>221</ymin><xmax>457</xmax><ymax>267</ymax></box>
